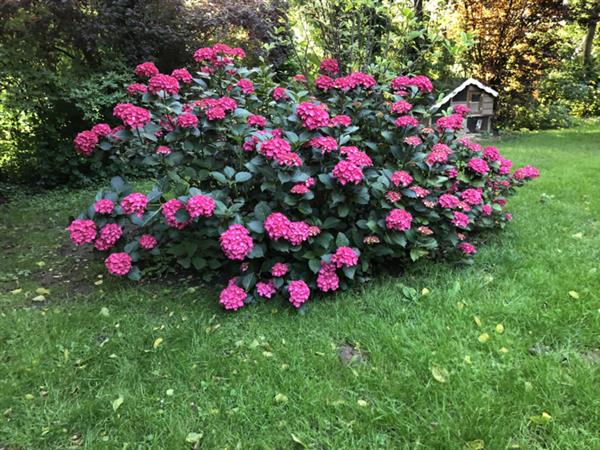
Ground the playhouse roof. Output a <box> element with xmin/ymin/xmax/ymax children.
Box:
<box><xmin>433</xmin><ymin>77</ymin><xmax>499</xmax><ymax>111</ymax></box>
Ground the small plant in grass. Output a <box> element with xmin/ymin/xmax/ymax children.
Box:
<box><xmin>68</xmin><ymin>43</ymin><xmax>539</xmax><ymax>310</ymax></box>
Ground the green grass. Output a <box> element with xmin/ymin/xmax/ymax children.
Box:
<box><xmin>1</xmin><ymin>122</ymin><xmax>599</xmax><ymax>449</ymax></box>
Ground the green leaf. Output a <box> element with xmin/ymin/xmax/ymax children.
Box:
<box><xmin>336</xmin><ymin>232</ymin><xmax>350</xmax><ymax>246</ymax></box>
<box><xmin>235</xmin><ymin>171</ymin><xmax>252</xmax><ymax>183</ymax></box>
<box><xmin>308</xmin><ymin>259</ymin><xmax>321</xmax><ymax>273</ymax></box>
<box><xmin>112</xmin><ymin>395</ymin><xmax>124</xmax><ymax>412</ymax></box>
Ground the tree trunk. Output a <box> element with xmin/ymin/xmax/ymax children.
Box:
<box><xmin>583</xmin><ymin>19</ymin><xmax>597</xmax><ymax>74</ymax></box>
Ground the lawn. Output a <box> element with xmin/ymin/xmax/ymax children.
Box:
<box><xmin>1</xmin><ymin>122</ymin><xmax>599</xmax><ymax>449</ymax></box>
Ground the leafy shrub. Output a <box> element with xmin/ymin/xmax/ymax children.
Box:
<box><xmin>67</xmin><ymin>44</ymin><xmax>539</xmax><ymax>310</ymax></box>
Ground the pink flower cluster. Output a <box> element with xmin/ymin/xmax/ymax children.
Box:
<box><xmin>105</xmin><ymin>252</ymin><xmax>132</xmax><ymax>276</ymax></box>
<box><xmin>219</xmin><ymin>224</ymin><xmax>254</xmax><ymax>260</ymax></box>
<box><xmin>320</xmin><ymin>58</ymin><xmax>340</xmax><ymax>75</ymax></box>
<box><xmin>467</xmin><ymin>158</ymin><xmax>490</xmax><ymax>175</ymax></box>
<box><xmin>391</xmin><ymin>100</ymin><xmax>413</xmax><ymax>114</ymax></box>
<box><xmin>134</xmin><ymin>62</ymin><xmax>159</xmax><ymax>78</ymax></box>
<box><xmin>439</xmin><ymin>193</ymin><xmax>460</xmax><ymax>209</ymax></box>
<box><xmin>148</xmin><ymin>74</ymin><xmax>179</xmax><ymax>95</ymax></box>
<box><xmin>309</xmin><ymin>136</ymin><xmax>337</xmax><ymax>153</ymax></box>
<box><xmin>171</xmin><ymin>68</ymin><xmax>192</xmax><ymax>84</ymax></box>
<box><xmin>317</xmin><ymin>263</ymin><xmax>339</xmax><ymax>292</ymax></box>
<box><xmin>332</xmin><ymin>160</ymin><xmax>364</xmax><ymax>185</ymax></box>
<box><xmin>436</xmin><ymin>114</ymin><xmax>464</xmax><ymax>131</ymax></box>
<box><xmin>264</xmin><ymin>212</ymin><xmax>315</xmax><ymax>246</ymax></box>
<box><xmin>386</xmin><ymin>209</ymin><xmax>413</xmax><ymax>231</ymax></box>
<box><xmin>461</xmin><ymin>189</ymin><xmax>483</xmax><ymax>205</ymax></box>
<box><xmin>139</xmin><ymin>234</ymin><xmax>157</xmax><ymax>250</ymax></box>
<box><xmin>341</xmin><ymin>146</ymin><xmax>373</xmax><ymax>167</ymax></box>
<box><xmin>330</xmin><ymin>115</ymin><xmax>351</xmax><ymax>127</ymax></box>
<box><xmin>296</xmin><ymin>102</ymin><xmax>330</xmax><ymax>130</ymax></box>
<box><xmin>161</xmin><ymin>199</ymin><xmax>189</xmax><ymax>229</ymax></box>
<box><xmin>113</xmin><ymin>103</ymin><xmax>151</xmax><ymax>129</ymax></box>
<box><xmin>127</xmin><ymin>83</ymin><xmax>148</xmax><ymax>95</ymax></box>
<box><xmin>247</xmin><ymin>114</ymin><xmax>267</xmax><ymax>128</ymax></box>
<box><xmin>94</xmin><ymin>199</ymin><xmax>115</xmax><ymax>214</ymax></box>
<box><xmin>514</xmin><ymin>165</ymin><xmax>540</xmax><ymax>180</ymax></box>
<box><xmin>193</xmin><ymin>43</ymin><xmax>245</xmax><ymax>68</ymax></box>
<box><xmin>331</xmin><ymin>246</ymin><xmax>359</xmax><ymax>268</ymax></box>
<box><xmin>177</xmin><ymin>112</ymin><xmax>198</xmax><ymax>128</ymax></box>
<box><xmin>237</xmin><ymin>79</ymin><xmax>254</xmax><ymax>94</ymax></box>
<box><xmin>68</xmin><ymin>219</ymin><xmax>96</xmax><ymax>246</ymax></box>
<box><xmin>258</xmin><ymin>137</ymin><xmax>302</xmax><ymax>167</ymax></box>
<box><xmin>187</xmin><ymin>195</ymin><xmax>216</xmax><ymax>218</ymax></box>
<box><xmin>121</xmin><ymin>193</ymin><xmax>148</xmax><ymax>217</ymax></box>
<box><xmin>271</xmin><ymin>262</ymin><xmax>289</xmax><ymax>277</ymax></box>
<box><xmin>391</xmin><ymin>170</ymin><xmax>413</xmax><ymax>187</ymax></box>
<box><xmin>95</xmin><ymin>223</ymin><xmax>123</xmax><ymax>251</ymax></box>
<box><xmin>452</xmin><ymin>211</ymin><xmax>470</xmax><ymax>228</ymax></box>
<box><xmin>219</xmin><ymin>284</ymin><xmax>247</xmax><ymax>310</ymax></box>
<box><xmin>395</xmin><ymin>115</ymin><xmax>419</xmax><ymax>128</ymax></box>
<box><xmin>391</xmin><ymin>75</ymin><xmax>433</xmax><ymax>94</ymax></box>
<box><xmin>288</xmin><ymin>280</ymin><xmax>310</xmax><ymax>308</ymax></box>
<box><xmin>272</xmin><ymin>87</ymin><xmax>288</xmax><ymax>101</ymax></box>
<box><xmin>74</xmin><ymin>131</ymin><xmax>98</xmax><ymax>156</ymax></box>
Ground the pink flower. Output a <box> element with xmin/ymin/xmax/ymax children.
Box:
<box><xmin>127</xmin><ymin>83</ymin><xmax>148</xmax><ymax>95</ymax></box>
<box><xmin>288</xmin><ymin>280</ymin><xmax>310</xmax><ymax>308</ymax></box>
<box><xmin>395</xmin><ymin>115</ymin><xmax>419</xmax><ymax>128</ymax></box>
<box><xmin>333</xmin><ymin>160</ymin><xmax>363</xmax><ymax>185</ymax></box>
<box><xmin>105</xmin><ymin>252</ymin><xmax>132</xmax><ymax>276</ymax></box>
<box><xmin>426</xmin><ymin>150</ymin><xmax>449</xmax><ymax>166</ymax></box>
<box><xmin>161</xmin><ymin>199</ymin><xmax>189</xmax><ymax>229</ymax></box>
<box><xmin>404</xmin><ymin>136</ymin><xmax>422</xmax><ymax>146</ymax></box>
<box><xmin>95</xmin><ymin>223</ymin><xmax>123</xmax><ymax>250</ymax></box>
<box><xmin>171</xmin><ymin>68</ymin><xmax>193</xmax><ymax>84</ymax></box>
<box><xmin>316</xmin><ymin>75</ymin><xmax>335</xmax><ymax>90</ymax></box>
<box><xmin>330</xmin><ymin>115</ymin><xmax>352</xmax><ymax>128</ymax></box>
<box><xmin>293</xmin><ymin>74</ymin><xmax>307</xmax><ymax>82</ymax></box>
<box><xmin>309</xmin><ymin>136</ymin><xmax>337</xmax><ymax>153</ymax></box>
<box><xmin>458</xmin><ymin>242</ymin><xmax>476</xmax><ymax>254</ymax></box>
<box><xmin>483</xmin><ymin>146</ymin><xmax>501</xmax><ymax>161</ymax></box>
<box><xmin>467</xmin><ymin>158</ymin><xmax>489</xmax><ymax>174</ymax></box>
<box><xmin>453</xmin><ymin>104</ymin><xmax>470</xmax><ymax>116</ymax></box>
<box><xmin>410</xmin><ymin>186</ymin><xmax>430</xmax><ymax>198</ymax></box>
<box><xmin>193</xmin><ymin>47</ymin><xmax>216</xmax><ymax>62</ymax></box>
<box><xmin>285</xmin><ymin>221</ymin><xmax>311</xmax><ymax>246</ymax></box>
<box><xmin>264</xmin><ymin>213</ymin><xmax>290</xmax><ymax>240</ymax></box>
<box><xmin>386</xmin><ymin>191</ymin><xmax>402</xmax><ymax>202</ymax></box>
<box><xmin>417</xmin><ymin>226</ymin><xmax>433</xmax><ymax>235</ymax></box>
<box><xmin>74</xmin><ymin>131</ymin><xmax>98</xmax><ymax>156</ymax></box>
<box><xmin>177</xmin><ymin>112</ymin><xmax>198</xmax><ymax>128</ymax></box>
<box><xmin>121</xmin><ymin>193</ymin><xmax>148</xmax><ymax>217</ymax></box>
<box><xmin>391</xmin><ymin>75</ymin><xmax>433</xmax><ymax>93</ymax></box>
<box><xmin>438</xmin><ymin>194</ymin><xmax>460</xmax><ymax>209</ymax></box>
<box><xmin>134</xmin><ymin>62</ymin><xmax>159</xmax><ymax>78</ymax></box>
<box><xmin>113</xmin><ymin>103</ymin><xmax>151</xmax><ymax>128</ymax></box>
<box><xmin>333</xmin><ymin>72</ymin><xmax>376</xmax><ymax>90</ymax></box>
<box><xmin>499</xmin><ymin>158</ymin><xmax>513</xmax><ymax>175</ymax></box>
<box><xmin>513</xmin><ymin>165</ymin><xmax>540</xmax><ymax>180</ymax></box>
<box><xmin>237</xmin><ymin>79</ymin><xmax>254</xmax><ymax>94</ymax></box>
<box><xmin>320</xmin><ymin>58</ymin><xmax>340</xmax><ymax>75</ymax></box>
<box><xmin>452</xmin><ymin>211</ymin><xmax>470</xmax><ymax>228</ymax></box>
<box><xmin>296</xmin><ymin>102</ymin><xmax>330</xmax><ymax>130</ymax></box>
<box><xmin>219</xmin><ymin>224</ymin><xmax>254</xmax><ymax>260</ymax></box>
<box><xmin>148</xmin><ymin>74</ymin><xmax>179</xmax><ymax>95</ymax></box>
<box><xmin>186</xmin><ymin>195</ymin><xmax>216</xmax><ymax>218</ymax></box>
<box><xmin>68</xmin><ymin>219</ymin><xmax>96</xmax><ymax>246</ymax></box>
<box><xmin>391</xmin><ymin>100</ymin><xmax>413</xmax><ymax>114</ymax></box>
<box><xmin>91</xmin><ymin>123</ymin><xmax>111</xmax><ymax>137</ymax></box>
<box><xmin>258</xmin><ymin>137</ymin><xmax>301</xmax><ymax>166</ymax></box>
<box><xmin>271</xmin><ymin>262</ymin><xmax>289</xmax><ymax>277</ymax></box>
<box><xmin>386</xmin><ymin>209</ymin><xmax>413</xmax><ymax>231</ymax></box>
<box><xmin>317</xmin><ymin>263</ymin><xmax>339</xmax><ymax>292</ymax></box>
<box><xmin>436</xmin><ymin>114</ymin><xmax>464</xmax><ymax>131</ymax></box>
<box><xmin>156</xmin><ymin>145</ymin><xmax>172</xmax><ymax>155</ymax></box>
<box><xmin>139</xmin><ymin>234</ymin><xmax>157</xmax><ymax>250</ymax></box>
<box><xmin>206</xmin><ymin>107</ymin><xmax>226</xmax><ymax>121</ymax></box>
<box><xmin>461</xmin><ymin>189</ymin><xmax>483</xmax><ymax>205</ymax></box>
<box><xmin>482</xmin><ymin>204</ymin><xmax>493</xmax><ymax>216</ymax></box>
<box><xmin>291</xmin><ymin>183</ymin><xmax>310</xmax><ymax>194</ymax></box>
<box><xmin>363</xmin><ymin>235</ymin><xmax>380</xmax><ymax>244</ymax></box>
<box><xmin>94</xmin><ymin>199</ymin><xmax>115</xmax><ymax>214</ymax></box>
<box><xmin>505</xmin><ymin>213</ymin><xmax>513</xmax><ymax>221</ymax></box>
<box><xmin>331</xmin><ymin>246</ymin><xmax>359</xmax><ymax>268</ymax></box>
<box><xmin>256</xmin><ymin>281</ymin><xmax>276</xmax><ymax>298</ymax></box>
<box><xmin>272</xmin><ymin>87</ymin><xmax>288</xmax><ymax>101</ymax></box>
<box><xmin>219</xmin><ymin>284</ymin><xmax>247</xmax><ymax>310</ymax></box>
<box><xmin>391</xmin><ymin>170</ymin><xmax>413</xmax><ymax>187</ymax></box>
<box><xmin>247</xmin><ymin>114</ymin><xmax>267</xmax><ymax>128</ymax></box>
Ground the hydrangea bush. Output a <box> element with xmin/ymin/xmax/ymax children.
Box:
<box><xmin>69</xmin><ymin>43</ymin><xmax>539</xmax><ymax>311</ymax></box>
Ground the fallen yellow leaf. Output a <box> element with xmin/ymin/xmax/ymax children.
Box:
<box><xmin>568</xmin><ymin>291</ymin><xmax>579</xmax><ymax>300</ymax></box>
<box><xmin>473</xmin><ymin>316</ymin><xmax>482</xmax><ymax>327</ymax></box>
<box><xmin>153</xmin><ymin>337</ymin><xmax>163</xmax><ymax>349</ymax></box>
<box><xmin>357</xmin><ymin>399</ymin><xmax>368</xmax><ymax>407</ymax></box>
<box><xmin>478</xmin><ymin>333</ymin><xmax>490</xmax><ymax>343</ymax></box>
<box><xmin>464</xmin><ymin>355</ymin><xmax>472</xmax><ymax>364</ymax></box>
<box><xmin>431</xmin><ymin>364</ymin><xmax>449</xmax><ymax>383</ymax></box>
<box><xmin>495</xmin><ymin>323</ymin><xmax>504</xmax><ymax>334</ymax></box>
<box><xmin>499</xmin><ymin>347</ymin><xmax>509</xmax><ymax>353</ymax></box>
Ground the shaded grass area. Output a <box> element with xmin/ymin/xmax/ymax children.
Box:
<box><xmin>1</xmin><ymin>122</ymin><xmax>599</xmax><ymax>449</ymax></box>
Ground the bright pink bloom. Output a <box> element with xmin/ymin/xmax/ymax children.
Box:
<box><xmin>458</xmin><ymin>242</ymin><xmax>476</xmax><ymax>254</ymax></box>
<box><xmin>259</xmin><ymin>137</ymin><xmax>301</xmax><ymax>166</ymax></box>
<box><xmin>395</xmin><ymin>115</ymin><xmax>419</xmax><ymax>128</ymax></box>
<box><xmin>453</xmin><ymin>104</ymin><xmax>470</xmax><ymax>116</ymax></box>
<box><xmin>345</xmin><ymin>149</ymin><xmax>373</xmax><ymax>167</ymax></box>
<box><xmin>330</xmin><ymin>115</ymin><xmax>352</xmax><ymax>127</ymax></box>
<box><xmin>309</xmin><ymin>136</ymin><xmax>337</xmax><ymax>153</ymax></box>
<box><xmin>291</xmin><ymin>183</ymin><xmax>310</xmax><ymax>194</ymax></box>
<box><xmin>426</xmin><ymin>150</ymin><xmax>449</xmax><ymax>166</ymax></box>
<box><xmin>237</xmin><ymin>79</ymin><xmax>254</xmax><ymax>94</ymax></box>
<box><xmin>219</xmin><ymin>284</ymin><xmax>247</xmax><ymax>310</ymax></box>
<box><xmin>105</xmin><ymin>252</ymin><xmax>132</xmax><ymax>276</ymax></box>
<box><xmin>94</xmin><ymin>199</ymin><xmax>114</xmax><ymax>214</ymax></box>
<box><xmin>417</xmin><ymin>226</ymin><xmax>433</xmax><ymax>235</ymax></box>
<box><xmin>320</xmin><ymin>58</ymin><xmax>340</xmax><ymax>75</ymax></box>
<box><xmin>505</xmin><ymin>213</ymin><xmax>513</xmax><ymax>221</ymax></box>
<box><xmin>288</xmin><ymin>280</ymin><xmax>310</xmax><ymax>308</ymax></box>
<box><xmin>499</xmin><ymin>158</ymin><xmax>513</xmax><ymax>175</ymax></box>
<box><xmin>386</xmin><ymin>191</ymin><xmax>402</xmax><ymax>202</ymax></box>
<box><xmin>391</xmin><ymin>100</ymin><xmax>412</xmax><ymax>114</ymax></box>
<box><xmin>410</xmin><ymin>186</ymin><xmax>430</xmax><ymax>198</ymax></box>
<box><xmin>264</xmin><ymin>213</ymin><xmax>290</xmax><ymax>240</ymax></box>
<box><xmin>177</xmin><ymin>112</ymin><xmax>198</xmax><ymax>128</ymax></box>
<box><xmin>333</xmin><ymin>160</ymin><xmax>363</xmax><ymax>185</ymax></box>
<box><xmin>271</xmin><ymin>262</ymin><xmax>289</xmax><ymax>277</ymax></box>
<box><xmin>513</xmin><ymin>165</ymin><xmax>540</xmax><ymax>180</ymax></box>
<box><xmin>482</xmin><ymin>204</ymin><xmax>493</xmax><ymax>216</ymax></box>
<box><xmin>171</xmin><ymin>68</ymin><xmax>193</xmax><ymax>84</ymax></box>
<box><xmin>331</xmin><ymin>246</ymin><xmax>359</xmax><ymax>268</ymax></box>
<box><xmin>156</xmin><ymin>145</ymin><xmax>172</xmax><ymax>155</ymax></box>
<box><xmin>74</xmin><ymin>131</ymin><xmax>98</xmax><ymax>156</ymax></box>
<box><xmin>186</xmin><ymin>195</ymin><xmax>216</xmax><ymax>218</ymax></box>
<box><xmin>333</xmin><ymin>72</ymin><xmax>376</xmax><ymax>90</ymax></box>
<box><xmin>148</xmin><ymin>74</ymin><xmax>179</xmax><ymax>95</ymax></box>
<box><xmin>296</xmin><ymin>102</ymin><xmax>330</xmax><ymax>130</ymax></box>
<box><xmin>91</xmin><ymin>123</ymin><xmax>111</xmax><ymax>137</ymax></box>
<box><xmin>404</xmin><ymin>136</ymin><xmax>422</xmax><ymax>146</ymax></box>
<box><xmin>272</xmin><ymin>87</ymin><xmax>288</xmax><ymax>101</ymax></box>
<box><xmin>438</xmin><ymin>194</ymin><xmax>460</xmax><ymax>209</ymax></box>
<box><xmin>121</xmin><ymin>193</ymin><xmax>148</xmax><ymax>217</ymax></box>
<box><xmin>134</xmin><ymin>62</ymin><xmax>159</xmax><ymax>78</ymax></box>
<box><xmin>461</xmin><ymin>189</ymin><xmax>483</xmax><ymax>205</ymax></box>
<box><xmin>436</xmin><ymin>114</ymin><xmax>464</xmax><ymax>131</ymax></box>
<box><xmin>386</xmin><ymin>209</ymin><xmax>413</xmax><ymax>231</ymax></box>
<box><xmin>193</xmin><ymin>47</ymin><xmax>216</xmax><ymax>62</ymax></box>
<box><xmin>391</xmin><ymin>170</ymin><xmax>413</xmax><ymax>187</ymax></box>
<box><xmin>483</xmin><ymin>146</ymin><xmax>501</xmax><ymax>161</ymax></box>
<box><xmin>391</xmin><ymin>75</ymin><xmax>433</xmax><ymax>93</ymax></box>
<box><xmin>127</xmin><ymin>83</ymin><xmax>148</xmax><ymax>95</ymax></box>
<box><xmin>206</xmin><ymin>107</ymin><xmax>226</xmax><ymax>121</ymax></box>
<box><xmin>316</xmin><ymin>75</ymin><xmax>335</xmax><ymax>90</ymax></box>
<box><xmin>293</xmin><ymin>74</ymin><xmax>307</xmax><ymax>82</ymax></box>
<box><xmin>285</xmin><ymin>221</ymin><xmax>311</xmax><ymax>246</ymax></box>
<box><xmin>139</xmin><ymin>234</ymin><xmax>157</xmax><ymax>250</ymax></box>
<box><xmin>247</xmin><ymin>114</ymin><xmax>267</xmax><ymax>128</ymax></box>
<box><xmin>219</xmin><ymin>224</ymin><xmax>254</xmax><ymax>261</ymax></box>
<box><xmin>467</xmin><ymin>158</ymin><xmax>490</xmax><ymax>174</ymax></box>
<box><xmin>161</xmin><ymin>199</ymin><xmax>189</xmax><ymax>229</ymax></box>
<box><xmin>452</xmin><ymin>211</ymin><xmax>470</xmax><ymax>228</ymax></box>
<box><xmin>113</xmin><ymin>103</ymin><xmax>151</xmax><ymax>128</ymax></box>
<box><xmin>68</xmin><ymin>219</ymin><xmax>96</xmax><ymax>246</ymax></box>
<box><xmin>317</xmin><ymin>263</ymin><xmax>339</xmax><ymax>292</ymax></box>
<box><xmin>95</xmin><ymin>223</ymin><xmax>122</xmax><ymax>251</ymax></box>
<box><xmin>256</xmin><ymin>280</ymin><xmax>276</xmax><ymax>298</ymax></box>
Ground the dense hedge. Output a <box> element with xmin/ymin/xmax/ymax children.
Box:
<box><xmin>68</xmin><ymin>44</ymin><xmax>539</xmax><ymax>310</ymax></box>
